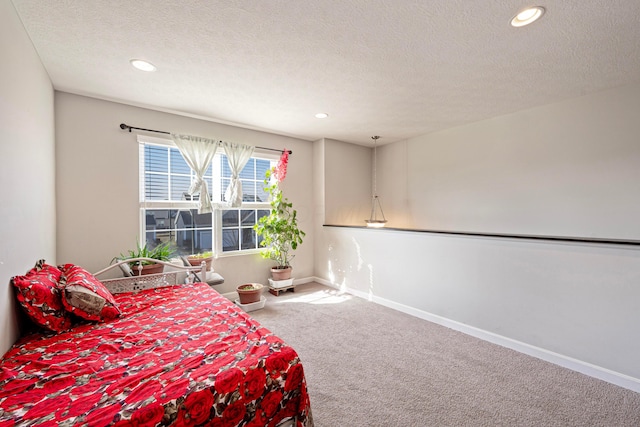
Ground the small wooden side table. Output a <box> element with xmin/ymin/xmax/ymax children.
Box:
<box><xmin>269</xmin><ymin>284</ymin><xmax>296</xmax><ymax>296</ymax></box>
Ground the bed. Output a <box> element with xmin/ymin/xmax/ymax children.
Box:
<box><xmin>0</xmin><ymin>260</ymin><xmax>313</xmax><ymax>426</ymax></box>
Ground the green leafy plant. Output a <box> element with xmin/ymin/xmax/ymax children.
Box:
<box><xmin>118</xmin><ymin>239</ymin><xmax>175</xmax><ymax>266</ymax></box>
<box><xmin>238</xmin><ymin>283</ymin><xmax>261</xmax><ymax>291</ymax></box>
<box><xmin>254</xmin><ymin>169</ymin><xmax>305</xmax><ymax>268</ymax></box>
<box><xmin>188</xmin><ymin>251</ymin><xmax>213</xmax><ymax>259</ymax></box>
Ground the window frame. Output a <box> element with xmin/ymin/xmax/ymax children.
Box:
<box><xmin>137</xmin><ymin>135</ymin><xmax>276</xmax><ymax>257</ymax></box>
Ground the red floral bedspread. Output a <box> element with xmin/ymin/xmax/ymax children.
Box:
<box><xmin>0</xmin><ymin>282</ymin><xmax>313</xmax><ymax>427</ymax></box>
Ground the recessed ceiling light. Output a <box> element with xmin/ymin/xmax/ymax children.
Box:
<box><xmin>315</xmin><ymin>113</ymin><xmax>329</xmax><ymax>119</ymax></box>
<box><xmin>130</xmin><ymin>59</ymin><xmax>157</xmax><ymax>72</ymax></box>
<box><xmin>511</xmin><ymin>6</ymin><xmax>545</xmax><ymax>27</ymax></box>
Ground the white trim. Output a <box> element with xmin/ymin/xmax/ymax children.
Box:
<box><xmin>293</xmin><ymin>277</ymin><xmax>316</xmax><ymax>286</ymax></box>
<box><xmin>214</xmin><ymin>248</ymin><xmax>262</xmax><ymax>258</ymax></box>
<box><xmin>140</xmin><ymin>201</ymin><xmax>200</xmax><ymax>209</ymax></box>
<box><xmin>251</xmin><ymin>149</ymin><xmax>280</xmax><ymax>161</ymax></box>
<box><xmin>312</xmin><ymin>277</ymin><xmax>640</xmax><ymax>393</ymax></box>
<box><xmin>137</xmin><ymin>134</ymin><xmax>173</xmax><ymax>146</ymax></box>
<box><xmin>311</xmin><ymin>276</ymin><xmax>336</xmax><ymax>288</ymax></box>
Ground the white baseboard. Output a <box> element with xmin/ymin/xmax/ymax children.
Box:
<box><xmin>293</xmin><ymin>277</ymin><xmax>316</xmax><ymax>286</ymax></box>
<box><xmin>311</xmin><ymin>277</ymin><xmax>640</xmax><ymax>393</ymax></box>
<box><xmin>311</xmin><ymin>276</ymin><xmax>335</xmax><ymax>288</ymax></box>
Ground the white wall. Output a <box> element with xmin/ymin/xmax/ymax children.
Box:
<box><xmin>316</xmin><ymin>82</ymin><xmax>640</xmax><ymax>389</ymax></box>
<box><xmin>323</xmin><ymin>138</ymin><xmax>371</xmax><ymax>226</ymax></box>
<box><xmin>317</xmin><ymin>136</ymin><xmax>406</xmax><ymax>229</ymax></box>
<box><xmin>0</xmin><ymin>0</ymin><xmax>56</xmax><ymax>356</ymax></box>
<box><xmin>403</xmin><ymin>83</ymin><xmax>640</xmax><ymax>240</ymax></box>
<box><xmin>55</xmin><ymin>92</ymin><xmax>314</xmax><ymax>294</ymax></box>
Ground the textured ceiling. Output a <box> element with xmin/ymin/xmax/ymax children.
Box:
<box><xmin>11</xmin><ymin>0</ymin><xmax>640</xmax><ymax>145</ymax></box>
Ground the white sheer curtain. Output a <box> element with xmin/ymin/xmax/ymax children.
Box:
<box><xmin>171</xmin><ymin>134</ymin><xmax>219</xmax><ymax>214</ymax></box>
<box><xmin>222</xmin><ymin>141</ymin><xmax>255</xmax><ymax>207</ymax></box>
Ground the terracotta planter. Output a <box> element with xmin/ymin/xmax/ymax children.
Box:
<box><xmin>187</xmin><ymin>256</ymin><xmax>213</xmax><ymax>271</ymax></box>
<box><xmin>237</xmin><ymin>283</ymin><xmax>264</xmax><ymax>304</ymax></box>
<box><xmin>131</xmin><ymin>262</ymin><xmax>164</xmax><ymax>276</ymax></box>
<box><xmin>271</xmin><ymin>266</ymin><xmax>292</xmax><ymax>281</ymax></box>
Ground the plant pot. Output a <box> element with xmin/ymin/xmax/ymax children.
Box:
<box><xmin>131</xmin><ymin>262</ymin><xmax>164</xmax><ymax>276</ymax></box>
<box><xmin>271</xmin><ymin>266</ymin><xmax>292</xmax><ymax>281</ymax></box>
<box><xmin>187</xmin><ymin>256</ymin><xmax>213</xmax><ymax>271</ymax></box>
<box><xmin>237</xmin><ymin>283</ymin><xmax>264</xmax><ymax>304</ymax></box>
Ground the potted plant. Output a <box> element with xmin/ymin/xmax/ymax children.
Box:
<box><xmin>254</xmin><ymin>152</ymin><xmax>305</xmax><ymax>281</ymax></box>
<box><xmin>186</xmin><ymin>251</ymin><xmax>214</xmax><ymax>271</ymax></box>
<box><xmin>236</xmin><ymin>283</ymin><xmax>264</xmax><ymax>304</ymax></box>
<box><xmin>117</xmin><ymin>240</ymin><xmax>175</xmax><ymax>276</ymax></box>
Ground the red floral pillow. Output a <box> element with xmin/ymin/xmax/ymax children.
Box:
<box><xmin>11</xmin><ymin>260</ymin><xmax>73</xmax><ymax>332</ymax></box>
<box><xmin>59</xmin><ymin>264</ymin><xmax>121</xmax><ymax>322</ymax></box>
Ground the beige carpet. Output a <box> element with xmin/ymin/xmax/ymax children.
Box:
<box><xmin>249</xmin><ymin>283</ymin><xmax>640</xmax><ymax>427</ymax></box>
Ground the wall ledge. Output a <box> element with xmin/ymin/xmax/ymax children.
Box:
<box><xmin>323</xmin><ymin>224</ymin><xmax>640</xmax><ymax>248</ymax></box>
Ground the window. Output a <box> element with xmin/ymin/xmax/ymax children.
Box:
<box><xmin>219</xmin><ymin>157</ymin><xmax>272</xmax><ymax>252</ymax></box>
<box><xmin>139</xmin><ymin>136</ymin><xmax>275</xmax><ymax>256</ymax></box>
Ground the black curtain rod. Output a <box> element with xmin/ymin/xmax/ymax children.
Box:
<box><xmin>119</xmin><ymin>123</ymin><xmax>292</xmax><ymax>155</ymax></box>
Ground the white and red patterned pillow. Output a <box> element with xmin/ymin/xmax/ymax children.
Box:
<box><xmin>11</xmin><ymin>260</ymin><xmax>73</xmax><ymax>332</ymax></box>
<box><xmin>59</xmin><ymin>264</ymin><xmax>121</xmax><ymax>322</ymax></box>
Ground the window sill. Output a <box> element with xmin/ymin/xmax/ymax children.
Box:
<box><xmin>216</xmin><ymin>249</ymin><xmax>263</xmax><ymax>258</ymax></box>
